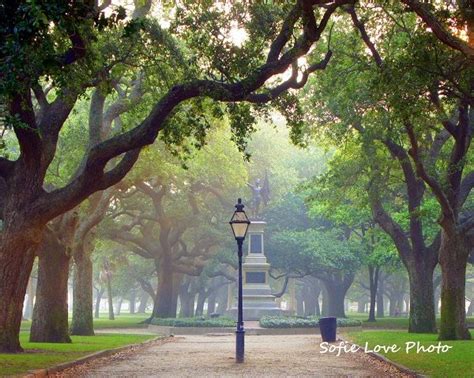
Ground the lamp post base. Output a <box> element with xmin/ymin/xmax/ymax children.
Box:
<box><xmin>236</xmin><ymin>329</ymin><xmax>245</xmax><ymax>363</ymax></box>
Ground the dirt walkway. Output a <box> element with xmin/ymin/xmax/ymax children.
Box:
<box><xmin>56</xmin><ymin>334</ymin><xmax>412</xmax><ymax>377</ymax></box>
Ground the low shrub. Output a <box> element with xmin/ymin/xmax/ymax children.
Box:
<box><xmin>150</xmin><ymin>316</ymin><xmax>235</xmax><ymax>327</ymax></box>
<box><xmin>259</xmin><ymin>316</ymin><xmax>362</xmax><ymax>328</ymax></box>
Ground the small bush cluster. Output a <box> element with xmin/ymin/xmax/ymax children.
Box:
<box><xmin>150</xmin><ymin>316</ymin><xmax>235</xmax><ymax>328</ymax></box>
<box><xmin>259</xmin><ymin>316</ymin><xmax>362</xmax><ymax>328</ymax></box>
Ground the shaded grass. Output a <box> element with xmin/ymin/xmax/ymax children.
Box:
<box><xmin>348</xmin><ymin>330</ymin><xmax>474</xmax><ymax>378</ymax></box>
<box><xmin>0</xmin><ymin>333</ymin><xmax>155</xmax><ymax>376</ymax></box>
<box><xmin>21</xmin><ymin>313</ymin><xmax>151</xmax><ymax>332</ymax></box>
<box><xmin>346</xmin><ymin>312</ymin><xmax>474</xmax><ymax>330</ymax></box>
<box><xmin>93</xmin><ymin>313</ymin><xmax>151</xmax><ymax>329</ymax></box>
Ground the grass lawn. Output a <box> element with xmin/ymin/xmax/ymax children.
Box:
<box><xmin>93</xmin><ymin>313</ymin><xmax>150</xmax><ymax>329</ymax></box>
<box><xmin>348</xmin><ymin>330</ymin><xmax>474</xmax><ymax>378</ymax></box>
<box><xmin>0</xmin><ymin>333</ymin><xmax>155</xmax><ymax>376</ymax></box>
<box><xmin>346</xmin><ymin>312</ymin><xmax>474</xmax><ymax>330</ymax></box>
<box><xmin>21</xmin><ymin>313</ymin><xmax>151</xmax><ymax>332</ymax></box>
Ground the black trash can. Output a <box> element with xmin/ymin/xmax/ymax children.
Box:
<box><xmin>319</xmin><ymin>317</ymin><xmax>337</xmax><ymax>342</ymax></box>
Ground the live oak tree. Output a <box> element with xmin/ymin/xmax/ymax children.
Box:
<box><xmin>302</xmin><ymin>3</ymin><xmax>473</xmax><ymax>337</ymax></box>
<box><xmin>105</xmin><ymin>126</ymin><xmax>245</xmax><ymax>318</ymax></box>
<box><xmin>1</xmin><ymin>0</ymin><xmax>471</xmax><ymax>352</ymax></box>
<box><xmin>0</xmin><ymin>0</ymin><xmax>353</xmax><ymax>352</ymax></box>
<box><xmin>272</xmin><ymin>226</ymin><xmax>361</xmax><ymax>318</ymax></box>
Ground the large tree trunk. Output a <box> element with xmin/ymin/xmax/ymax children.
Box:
<box><xmin>152</xmin><ymin>257</ymin><xmax>175</xmax><ymax>318</ymax></box>
<box><xmin>438</xmin><ymin>232</ymin><xmax>471</xmax><ymax>340</ymax></box>
<box><xmin>0</xmin><ymin>231</ymin><xmax>38</xmax><ymax>352</ymax></box>
<box><xmin>70</xmin><ymin>242</ymin><xmax>94</xmax><ymax>336</ymax></box>
<box><xmin>325</xmin><ymin>285</ymin><xmax>348</xmax><ymax>318</ymax></box>
<box><xmin>406</xmin><ymin>262</ymin><xmax>436</xmax><ymax>333</ymax></box>
<box><xmin>30</xmin><ymin>238</ymin><xmax>71</xmax><ymax>343</ymax></box>
<box><xmin>321</xmin><ymin>273</ymin><xmax>354</xmax><ymax>318</ymax></box>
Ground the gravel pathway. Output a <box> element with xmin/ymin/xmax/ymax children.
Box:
<box><xmin>54</xmin><ymin>334</ymin><xmax>413</xmax><ymax>377</ymax></box>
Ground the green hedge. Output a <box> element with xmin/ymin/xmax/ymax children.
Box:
<box><xmin>150</xmin><ymin>316</ymin><xmax>235</xmax><ymax>327</ymax></box>
<box><xmin>259</xmin><ymin>316</ymin><xmax>362</xmax><ymax>329</ymax></box>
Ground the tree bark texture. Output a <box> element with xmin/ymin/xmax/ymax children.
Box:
<box><xmin>438</xmin><ymin>231</ymin><xmax>471</xmax><ymax>340</ymax></box>
<box><xmin>152</xmin><ymin>258</ymin><xmax>176</xmax><ymax>318</ymax></box>
<box><xmin>367</xmin><ymin>266</ymin><xmax>379</xmax><ymax>322</ymax></box>
<box><xmin>70</xmin><ymin>241</ymin><xmax>95</xmax><ymax>336</ymax></box>
<box><xmin>0</xmin><ymin>234</ymin><xmax>37</xmax><ymax>352</ymax></box>
<box><xmin>30</xmin><ymin>235</ymin><xmax>72</xmax><ymax>343</ymax></box>
<box><xmin>406</xmin><ymin>263</ymin><xmax>437</xmax><ymax>333</ymax></box>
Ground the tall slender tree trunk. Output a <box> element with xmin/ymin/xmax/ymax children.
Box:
<box><xmin>207</xmin><ymin>292</ymin><xmax>217</xmax><ymax>316</ymax></box>
<box><xmin>438</xmin><ymin>232</ymin><xmax>471</xmax><ymax>340</ymax></box>
<box><xmin>179</xmin><ymin>292</ymin><xmax>195</xmax><ymax>317</ymax></box>
<box><xmin>296</xmin><ymin>287</ymin><xmax>304</xmax><ymax>316</ymax></box>
<box><xmin>24</xmin><ymin>277</ymin><xmax>36</xmax><ymax>320</ymax></box>
<box><xmin>302</xmin><ymin>282</ymin><xmax>317</xmax><ymax>316</ymax></box>
<box><xmin>434</xmin><ymin>289</ymin><xmax>440</xmax><ymax>315</ymax></box>
<box><xmin>321</xmin><ymin>286</ymin><xmax>329</xmax><ymax>316</ymax></box>
<box><xmin>115</xmin><ymin>298</ymin><xmax>123</xmax><ymax>316</ymax></box>
<box><xmin>368</xmin><ymin>266</ymin><xmax>379</xmax><ymax>322</ymax></box>
<box><xmin>95</xmin><ymin>287</ymin><xmax>105</xmax><ymax>319</ymax></box>
<box><xmin>30</xmin><ymin>241</ymin><xmax>71</xmax><ymax>343</ymax></box>
<box><xmin>377</xmin><ymin>274</ymin><xmax>385</xmax><ymax>318</ymax></box>
<box><xmin>216</xmin><ymin>285</ymin><xmax>228</xmax><ymax>314</ymax></box>
<box><xmin>138</xmin><ymin>291</ymin><xmax>149</xmax><ymax>313</ymax></box>
<box><xmin>467</xmin><ymin>300</ymin><xmax>473</xmax><ymax>317</ymax></box>
<box><xmin>70</xmin><ymin>241</ymin><xmax>94</xmax><ymax>336</ymax></box>
<box><xmin>357</xmin><ymin>300</ymin><xmax>366</xmax><ymax>313</ymax></box>
<box><xmin>129</xmin><ymin>290</ymin><xmax>136</xmax><ymax>314</ymax></box>
<box><xmin>106</xmin><ymin>273</ymin><xmax>114</xmax><ymax>320</ymax></box>
<box><xmin>195</xmin><ymin>291</ymin><xmax>206</xmax><ymax>317</ymax></box>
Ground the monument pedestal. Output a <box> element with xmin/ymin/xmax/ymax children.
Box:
<box><xmin>228</xmin><ymin>221</ymin><xmax>283</xmax><ymax>320</ymax></box>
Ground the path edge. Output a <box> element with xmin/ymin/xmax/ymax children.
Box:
<box><xmin>343</xmin><ymin>339</ymin><xmax>427</xmax><ymax>378</ymax></box>
<box><xmin>23</xmin><ymin>336</ymin><xmax>168</xmax><ymax>378</ymax></box>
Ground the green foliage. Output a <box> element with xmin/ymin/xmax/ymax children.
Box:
<box><xmin>259</xmin><ymin>316</ymin><xmax>362</xmax><ymax>328</ymax></box>
<box><xmin>270</xmin><ymin>228</ymin><xmax>362</xmax><ymax>277</ymax></box>
<box><xmin>150</xmin><ymin>316</ymin><xmax>235</xmax><ymax>328</ymax></box>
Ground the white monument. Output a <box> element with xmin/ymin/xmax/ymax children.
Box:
<box><xmin>229</xmin><ymin>221</ymin><xmax>283</xmax><ymax>320</ymax></box>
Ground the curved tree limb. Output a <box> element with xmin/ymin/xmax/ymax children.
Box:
<box><xmin>400</xmin><ymin>0</ymin><xmax>474</xmax><ymax>60</ymax></box>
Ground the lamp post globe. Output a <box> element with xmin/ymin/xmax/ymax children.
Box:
<box><xmin>229</xmin><ymin>198</ymin><xmax>250</xmax><ymax>363</ymax></box>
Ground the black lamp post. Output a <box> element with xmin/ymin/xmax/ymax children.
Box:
<box><xmin>229</xmin><ymin>198</ymin><xmax>250</xmax><ymax>363</ymax></box>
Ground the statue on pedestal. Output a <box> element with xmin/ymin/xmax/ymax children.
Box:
<box><xmin>247</xmin><ymin>171</ymin><xmax>270</xmax><ymax>219</ymax></box>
